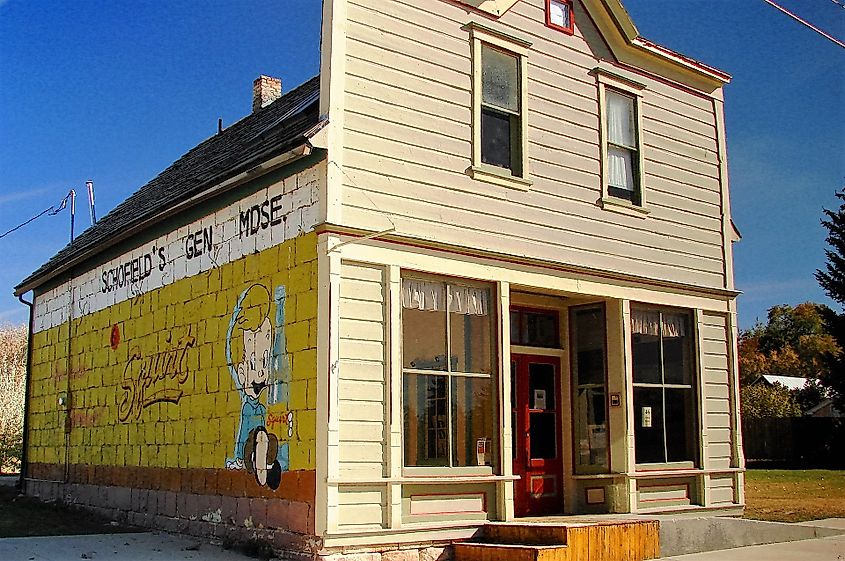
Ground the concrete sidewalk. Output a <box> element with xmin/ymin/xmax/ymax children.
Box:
<box><xmin>0</xmin><ymin>532</ymin><xmax>256</xmax><ymax>561</ymax></box>
<box><xmin>659</xmin><ymin>533</ymin><xmax>845</xmax><ymax>560</ymax></box>
<box><xmin>659</xmin><ymin>518</ymin><xmax>845</xmax><ymax>561</ymax></box>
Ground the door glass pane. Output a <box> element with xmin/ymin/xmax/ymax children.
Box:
<box><xmin>451</xmin><ymin>376</ymin><xmax>496</xmax><ymax>467</ymax></box>
<box><xmin>632</xmin><ymin>333</ymin><xmax>661</xmax><ymax>384</ymax></box>
<box><xmin>404</xmin><ymin>374</ymin><xmax>448</xmax><ymax>467</ymax></box>
<box><xmin>528</xmin><ymin>363</ymin><xmax>555</xmax><ymax>410</ymax></box>
<box><xmin>482</xmin><ymin>44</ymin><xmax>519</xmax><ymax>112</ymax></box>
<box><xmin>529</xmin><ymin>412</ymin><xmax>557</xmax><ymax>459</ymax></box>
<box><xmin>403</xmin><ymin>306</ymin><xmax>447</xmax><ymax>370</ymax></box>
<box><xmin>634</xmin><ymin>387</ymin><xmax>665</xmax><ymax>464</ymax></box>
<box><xmin>450</xmin><ymin>296</ymin><xmax>493</xmax><ymax>373</ymax></box>
<box><xmin>665</xmin><ymin>388</ymin><xmax>696</xmax><ymax>463</ymax></box>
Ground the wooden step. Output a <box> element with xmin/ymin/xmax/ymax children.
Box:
<box><xmin>455</xmin><ymin>520</ymin><xmax>660</xmax><ymax>561</ymax></box>
<box><xmin>454</xmin><ymin>542</ymin><xmax>569</xmax><ymax>561</ymax></box>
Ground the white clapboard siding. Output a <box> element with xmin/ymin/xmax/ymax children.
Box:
<box><xmin>337</xmin><ymin>486</ymin><xmax>387</xmax><ymax>530</ymax></box>
<box><xmin>701</xmin><ymin>312</ymin><xmax>734</xmax><ymax>470</ymax></box>
<box><xmin>337</xmin><ymin>261</ymin><xmax>388</xmax><ymax>480</ymax></box>
<box><xmin>341</xmin><ymin>0</ymin><xmax>729</xmax><ymax>290</ymax></box>
<box><xmin>709</xmin><ymin>475</ymin><xmax>736</xmax><ymax>506</ymax></box>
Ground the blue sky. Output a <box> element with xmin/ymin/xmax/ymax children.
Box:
<box><xmin>0</xmin><ymin>0</ymin><xmax>843</xmax><ymax>330</ymax></box>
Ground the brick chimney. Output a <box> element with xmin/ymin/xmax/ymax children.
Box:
<box><xmin>252</xmin><ymin>75</ymin><xmax>282</xmax><ymax>112</ymax></box>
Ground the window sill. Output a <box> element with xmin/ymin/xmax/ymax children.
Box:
<box><xmin>469</xmin><ymin>165</ymin><xmax>533</xmax><ymax>191</ymax></box>
<box><xmin>599</xmin><ymin>196</ymin><xmax>650</xmax><ymax>218</ymax></box>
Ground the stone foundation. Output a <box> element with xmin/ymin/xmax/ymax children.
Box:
<box><xmin>26</xmin><ymin>478</ymin><xmax>321</xmax><ymax>560</ymax></box>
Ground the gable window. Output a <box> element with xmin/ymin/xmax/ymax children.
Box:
<box><xmin>546</xmin><ymin>0</ymin><xmax>574</xmax><ymax>34</ymax></box>
<box><xmin>466</xmin><ymin>22</ymin><xmax>532</xmax><ymax>191</ymax></box>
<box><xmin>595</xmin><ymin>70</ymin><xmax>647</xmax><ymax>215</ymax></box>
<box><xmin>631</xmin><ymin>307</ymin><xmax>698</xmax><ymax>467</ymax></box>
<box><xmin>402</xmin><ymin>276</ymin><xmax>498</xmax><ymax>471</ymax></box>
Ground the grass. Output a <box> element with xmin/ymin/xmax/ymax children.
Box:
<box><xmin>0</xmin><ymin>484</ymin><xmax>136</xmax><ymax>538</ymax></box>
<box><xmin>744</xmin><ymin>469</ymin><xmax>845</xmax><ymax>523</ymax></box>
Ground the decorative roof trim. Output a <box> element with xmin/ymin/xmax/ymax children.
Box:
<box><xmin>453</xmin><ymin>0</ymin><xmax>520</xmax><ymax>18</ymax></box>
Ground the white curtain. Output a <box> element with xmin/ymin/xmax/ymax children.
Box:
<box><xmin>606</xmin><ymin>91</ymin><xmax>635</xmax><ymax>147</ymax></box>
<box><xmin>401</xmin><ymin>279</ymin><xmax>489</xmax><ymax>316</ymax></box>
<box><xmin>402</xmin><ymin>279</ymin><xmax>446</xmax><ymax>312</ymax></box>
<box><xmin>448</xmin><ymin>285</ymin><xmax>489</xmax><ymax>316</ymax></box>
<box><xmin>608</xmin><ymin>146</ymin><xmax>634</xmax><ymax>191</ymax></box>
<box><xmin>631</xmin><ymin>310</ymin><xmax>686</xmax><ymax>338</ymax></box>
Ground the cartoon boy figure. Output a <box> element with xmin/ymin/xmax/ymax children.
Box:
<box><xmin>225</xmin><ymin>284</ymin><xmax>291</xmax><ymax>489</ymax></box>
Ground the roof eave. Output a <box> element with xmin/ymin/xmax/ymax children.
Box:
<box><xmin>589</xmin><ymin>0</ymin><xmax>730</xmax><ymax>90</ymax></box>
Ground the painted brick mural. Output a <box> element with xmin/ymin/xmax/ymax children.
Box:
<box><xmin>25</xmin><ymin>161</ymin><xmax>324</xmax><ymax>544</ymax></box>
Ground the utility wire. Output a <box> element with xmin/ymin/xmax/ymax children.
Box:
<box><xmin>762</xmin><ymin>0</ymin><xmax>845</xmax><ymax>49</ymax></box>
<box><xmin>829</xmin><ymin>0</ymin><xmax>845</xmax><ymax>11</ymax></box>
<box><xmin>0</xmin><ymin>192</ymin><xmax>71</xmax><ymax>240</ymax></box>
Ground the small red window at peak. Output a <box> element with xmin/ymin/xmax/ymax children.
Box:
<box><xmin>546</xmin><ymin>0</ymin><xmax>574</xmax><ymax>35</ymax></box>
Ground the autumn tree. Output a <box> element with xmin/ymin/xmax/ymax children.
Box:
<box><xmin>0</xmin><ymin>324</ymin><xmax>26</xmax><ymax>473</ymax></box>
<box><xmin>738</xmin><ymin>303</ymin><xmax>840</xmax><ymax>385</ymax></box>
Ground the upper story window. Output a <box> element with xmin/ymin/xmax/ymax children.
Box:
<box><xmin>465</xmin><ymin>22</ymin><xmax>532</xmax><ymax>191</ymax></box>
<box><xmin>481</xmin><ymin>45</ymin><xmax>522</xmax><ymax>174</ymax></box>
<box><xmin>546</xmin><ymin>0</ymin><xmax>574</xmax><ymax>34</ymax></box>
<box><xmin>606</xmin><ymin>90</ymin><xmax>640</xmax><ymax>202</ymax></box>
<box><xmin>595</xmin><ymin>69</ymin><xmax>648</xmax><ymax>216</ymax></box>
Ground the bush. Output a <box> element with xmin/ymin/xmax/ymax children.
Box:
<box><xmin>741</xmin><ymin>384</ymin><xmax>802</xmax><ymax>420</ymax></box>
<box><xmin>0</xmin><ymin>324</ymin><xmax>27</xmax><ymax>474</ymax></box>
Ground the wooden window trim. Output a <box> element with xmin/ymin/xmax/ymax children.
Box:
<box><xmin>546</xmin><ymin>0</ymin><xmax>575</xmax><ymax>35</ymax></box>
<box><xmin>594</xmin><ymin>69</ymin><xmax>649</xmax><ymax>216</ymax></box>
<box><xmin>465</xmin><ymin>22</ymin><xmax>533</xmax><ymax>191</ymax></box>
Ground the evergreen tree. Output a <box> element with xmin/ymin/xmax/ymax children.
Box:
<box><xmin>816</xmin><ymin>188</ymin><xmax>845</xmax><ymax>412</ymax></box>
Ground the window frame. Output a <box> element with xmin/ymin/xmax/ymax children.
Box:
<box><xmin>545</xmin><ymin>0</ymin><xmax>575</xmax><ymax>35</ymax></box>
<box><xmin>630</xmin><ymin>305</ymin><xmax>699</xmax><ymax>470</ymax></box>
<box><xmin>465</xmin><ymin>22</ymin><xmax>532</xmax><ymax>191</ymax></box>
<box><xmin>595</xmin><ymin>69</ymin><xmax>649</xmax><ymax>217</ymax></box>
<box><xmin>401</xmin><ymin>273</ymin><xmax>500</xmax><ymax>475</ymax></box>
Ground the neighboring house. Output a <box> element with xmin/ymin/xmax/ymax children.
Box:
<box><xmin>805</xmin><ymin>399</ymin><xmax>842</xmax><ymax>418</ymax></box>
<box><xmin>751</xmin><ymin>375</ymin><xmax>842</xmax><ymax>418</ymax></box>
<box><xmin>751</xmin><ymin>374</ymin><xmax>810</xmax><ymax>392</ymax></box>
<box><xmin>14</xmin><ymin>1</ymin><xmax>743</xmax><ymax>559</ymax></box>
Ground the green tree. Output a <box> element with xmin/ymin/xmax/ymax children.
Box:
<box><xmin>816</xmin><ymin>188</ymin><xmax>845</xmax><ymax>412</ymax></box>
<box><xmin>740</xmin><ymin>384</ymin><xmax>802</xmax><ymax>420</ymax></box>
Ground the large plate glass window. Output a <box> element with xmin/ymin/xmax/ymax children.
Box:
<box><xmin>631</xmin><ymin>308</ymin><xmax>697</xmax><ymax>466</ymax></box>
<box><xmin>402</xmin><ymin>277</ymin><xmax>498</xmax><ymax>471</ymax></box>
<box><xmin>570</xmin><ymin>305</ymin><xmax>609</xmax><ymax>473</ymax></box>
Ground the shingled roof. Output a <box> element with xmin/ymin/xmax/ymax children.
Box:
<box><xmin>16</xmin><ymin>75</ymin><xmax>322</xmax><ymax>296</ymax></box>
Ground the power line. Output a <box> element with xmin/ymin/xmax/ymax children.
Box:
<box><xmin>829</xmin><ymin>0</ymin><xmax>845</xmax><ymax>11</ymax></box>
<box><xmin>762</xmin><ymin>0</ymin><xmax>845</xmax><ymax>49</ymax></box>
<box><xmin>0</xmin><ymin>192</ymin><xmax>72</xmax><ymax>240</ymax></box>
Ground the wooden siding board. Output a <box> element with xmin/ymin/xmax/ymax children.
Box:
<box><xmin>340</xmin><ymin>0</ymin><xmax>729</xmax><ymax>290</ymax></box>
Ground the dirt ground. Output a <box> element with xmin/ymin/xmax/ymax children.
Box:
<box><xmin>0</xmin><ymin>484</ymin><xmax>136</xmax><ymax>538</ymax></box>
<box><xmin>744</xmin><ymin>469</ymin><xmax>845</xmax><ymax>522</ymax></box>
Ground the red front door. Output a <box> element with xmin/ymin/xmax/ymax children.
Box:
<box><xmin>511</xmin><ymin>354</ymin><xmax>564</xmax><ymax>516</ymax></box>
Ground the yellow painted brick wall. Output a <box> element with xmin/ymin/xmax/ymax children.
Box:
<box><xmin>28</xmin><ymin>231</ymin><xmax>318</xmax><ymax>477</ymax></box>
